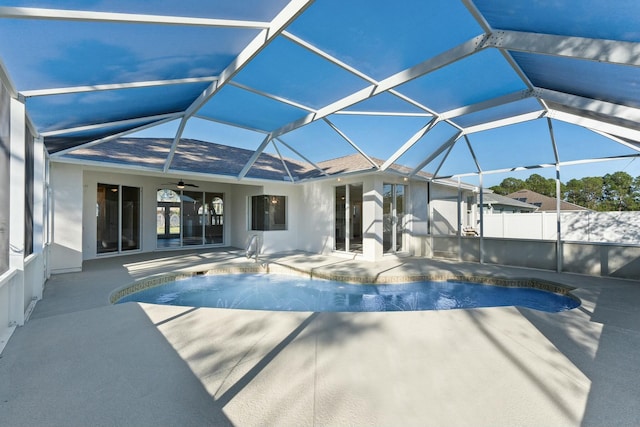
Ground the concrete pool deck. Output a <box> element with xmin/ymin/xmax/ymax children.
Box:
<box><xmin>1</xmin><ymin>249</ymin><xmax>639</xmax><ymax>426</ymax></box>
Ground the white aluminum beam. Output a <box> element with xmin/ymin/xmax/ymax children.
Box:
<box><xmin>271</xmin><ymin>140</ymin><xmax>294</xmax><ymax>182</ymax></box>
<box><xmin>271</xmin><ymin>34</ymin><xmax>490</xmax><ymax>139</ymax></box>
<box><xmin>0</xmin><ymin>6</ymin><xmax>270</xmax><ymax>29</ymax></box>
<box><xmin>463</xmin><ymin>110</ymin><xmax>545</xmax><ymax>134</ymax></box>
<box><xmin>487</xmin><ymin>30</ymin><xmax>640</xmax><ymax>67</ymax></box>
<box><xmin>237</xmin><ymin>133</ymin><xmax>273</xmax><ymax>180</ymax></box>
<box><xmin>334</xmin><ymin>111</ymin><xmax>432</xmax><ymax>117</ymax></box>
<box><xmin>464</xmin><ymin>135</ymin><xmax>482</xmax><ymax>173</ymax></box>
<box><xmin>323</xmin><ymin>118</ymin><xmax>379</xmax><ymax>169</ymax></box>
<box><xmin>380</xmin><ymin>117</ymin><xmax>438</xmax><ymax>171</ymax></box>
<box><xmin>282</xmin><ymin>31</ymin><xmax>378</xmax><ymax>85</ymax></box>
<box><xmin>549</xmin><ymin>108</ymin><xmax>640</xmax><ymax>144</ymax></box>
<box><xmin>193</xmin><ymin>114</ymin><xmax>269</xmax><ymax>134</ymax></box>
<box><xmin>537</xmin><ymin>87</ymin><xmax>640</xmax><ymax>126</ymax></box>
<box><xmin>228</xmin><ymin>81</ymin><xmax>317</xmax><ymax>113</ymax></box>
<box><xmin>410</xmin><ymin>131</ymin><xmax>463</xmax><ymax>176</ymax></box>
<box><xmin>41</xmin><ymin>112</ymin><xmax>179</xmax><ymax>137</ymax></box>
<box><xmin>439</xmin><ymin>153</ymin><xmax>640</xmax><ymax>180</ymax></box>
<box><xmin>164</xmin><ymin>116</ymin><xmax>189</xmax><ymax>172</ymax></box>
<box><xmin>440</xmin><ymin>89</ymin><xmax>532</xmax><ymax>121</ymax></box>
<box><xmin>275</xmin><ymin>138</ymin><xmax>329</xmax><ymax>177</ymax></box>
<box><xmin>21</xmin><ymin>76</ymin><xmax>218</xmax><ymax>98</ymax></box>
<box><xmin>50</xmin><ymin>114</ymin><xmax>180</xmax><ymax>157</ymax></box>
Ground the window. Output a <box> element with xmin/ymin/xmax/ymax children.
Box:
<box><xmin>251</xmin><ymin>195</ymin><xmax>286</xmax><ymax>231</ymax></box>
<box><xmin>97</xmin><ymin>183</ymin><xmax>140</xmax><ymax>254</ymax></box>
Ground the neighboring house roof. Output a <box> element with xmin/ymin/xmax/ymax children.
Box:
<box><xmin>482</xmin><ymin>192</ymin><xmax>538</xmax><ymax>211</ymax></box>
<box><xmin>507</xmin><ymin>189</ymin><xmax>589</xmax><ymax>211</ymax></box>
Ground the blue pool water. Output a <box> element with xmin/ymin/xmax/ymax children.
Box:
<box><xmin>116</xmin><ymin>273</ymin><xmax>579</xmax><ymax>313</ymax></box>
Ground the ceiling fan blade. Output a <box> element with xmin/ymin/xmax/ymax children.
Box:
<box><xmin>185</xmin><ymin>183</ymin><xmax>199</xmax><ymax>188</ymax></box>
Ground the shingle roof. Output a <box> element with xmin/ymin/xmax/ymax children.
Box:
<box><xmin>63</xmin><ymin>137</ymin><xmax>443</xmax><ymax>183</ymax></box>
<box><xmin>483</xmin><ymin>192</ymin><xmax>538</xmax><ymax>211</ymax></box>
<box><xmin>507</xmin><ymin>189</ymin><xmax>589</xmax><ymax>211</ymax></box>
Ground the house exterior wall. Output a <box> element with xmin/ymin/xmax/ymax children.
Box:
<box><xmin>50</xmin><ymin>162</ymin><xmax>479</xmax><ymax>266</ymax></box>
<box><xmin>408</xmin><ymin>181</ymin><xmax>429</xmax><ymax>256</ymax></box>
<box><xmin>50</xmin><ymin>162</ymin><xmax>83</xmax><ymax>273</ymax></box>
<box><xmin>47</xmin><ymin>166</ymin><xmax>309</xmax><ymax>263</ymax></box>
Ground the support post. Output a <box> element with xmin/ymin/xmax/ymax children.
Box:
<box><xmin>9</xmin><ymin>97</ymin><xmax>25</xmax><ymax>326</ymax></box>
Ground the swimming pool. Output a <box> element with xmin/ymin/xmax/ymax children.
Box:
<box><xmin>115</xmin><ymin>273</ymin><xmax>579</xmax><ymax>313</ymax></box>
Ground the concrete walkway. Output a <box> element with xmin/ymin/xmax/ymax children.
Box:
<box><xmin>1</xmin><ymin>249</ymin><xmax>639</xmax><ymax>426</ymax></box>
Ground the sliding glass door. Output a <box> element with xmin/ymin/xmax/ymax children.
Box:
<box><xmin>97</xmin><ymin>183</ymin><xmax>140</xmax><ymax>254</ymax></box>
<box><xmin>334</xmin><ymin>183</ymin><xmax>362</xmax><ymax>253</ymax></box>
<box><xmin>383</xmin><ymin>183</ymin><xmax>407</xmax><ymax>253</ymax></box>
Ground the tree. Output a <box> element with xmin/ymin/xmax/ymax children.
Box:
<box><xmin>524</xmin><ymin>174</ymin><xmax>558</xmax><ymax>197</ymax></box>
<box><xmin>565</xmin><ymin>177</ymin><xmax>603</xmax><ymax>210</ymax></box>
<box><xmin>490</xmin><ymin>177</ymin><xmax>525</xmax><ymax>195</ymax></box>
<box><xmin>602</xmin><ymin>171</ymin><xmax>637</xmax><ymax>211</ymax></box>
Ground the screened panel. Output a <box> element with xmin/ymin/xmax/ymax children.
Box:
<box><xmin>469</xmin><ymin>120</ymin><xmax>557</xmax><ymax>172</ymax></box>
<box><xmin>234</xmin><ymin>36</ymin><xmax>370</xmax><ymax>109</ymax></box>
<box><xmin>325</xmin><ymin>114</ymin><xmax>434</xmax><ymax>161</ymax></box>
<box><xmin>183</xmin><ymin>117</ymin><xmax>266</xmax><ymax>150</ymax></box>
<box><xmin>343</xmin><ymin>92</ymin><xmax>429</xmax><ymax>115</ymax></box>
<box><xmin>511</xmin><ymin>52</ymin><xmax>640</xmax><ymax>109</ymax></box>
<box><xmin>278</xmin><ymin>119</ymin><xmax>360</xmax><ymax>163</ymax></box>
<box><xmin>396</xmin><ymin>49</ymin><xmax>528</xmax><ymax>112</ymax></box>
<box><xmin>197</xmin><ymin>85</ymin><xmax>309</xmax><ymax>132</ymax></box>
<box><xmin>551</xmin><ymin>120</ymin><xmax>640</xmax><ymax>163</ymax></box>
<box><xmin>27</xmin><ymin>82</ymin><xmax>210</xmax><ymax>132</ymax></box>
<box><xmin>1</xmin><ymin>0</ymin><xmax>292</xmax><ymax>21</ymax></box>
<box><xmin>453</xmin><ymin>98</ymin><xmax>543</xmax><ymax>129</ymax></box>
<box><xmin>395</xmin><ymin>121</ymin><xmax>461</xmax><ymax>170</ymax></box>
<box><xmin>45</xmin><ymin>118</ymin><xmax>162</xmax><ymax>153</ymax></box>
<box><xmin>431</xmin><ymin>137</ymin><xmax>479</xmax><ymax>178</ymax></box>
<box><xmin>474</xmin><ymin>0</ymin><xmax>640</xmax><ymax>42</ymax></box>
<box><xmin>288</xmin><ymin>0</ymin><xmax>484</xmax><ymax>80</ymax></box>
<box><xmin>0</xmin><ymin>20</ymin><xmax>257</xmax><ymax>90</ymax></box>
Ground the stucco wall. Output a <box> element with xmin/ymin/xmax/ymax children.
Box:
<box><xmin>50</xmin><ymin>163</ymin><xmax>83</xmax><ymax>273</ymax></box>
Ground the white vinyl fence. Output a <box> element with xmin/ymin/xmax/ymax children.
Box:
<box><xmin>483</xmin><ymin>211</ymin><xmax>640</xmax><ymax>244</ymax></box>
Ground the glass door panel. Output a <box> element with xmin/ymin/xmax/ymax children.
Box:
<box><xmin>156</xmin><ymin>189</ymin><xmax>181</xmax><ymax>248</ymax></box>
<box><xmin>97</xmin><ymin>183</ymin><xmax>119</xmax><ymax>253</ymax></box>
<box><xmin>396</xmin><ymin>184</ymin><xmax>405</xmax><ymax>252</ymax></box>
<box><xmin>383</xmin><ymin>184</ymin><xmax>393</xmax><ymax>253</ymax></box>
<box><xmin>335</xmin><ymin>185</ymin><xmax>346</xmax><ymax>251</ymax></box>
<box><xmin>182</xmin><ymin>191</ymin><xmax>204</xmax><ymax>245</ymax></box>
<box><xmin>121</xmin><ymin>186</ymin><xmax>140</xmax><ymax>251</ymax></box>
<box><xmin>383</xmin><ymin>183</ymin><xmax>407</xmax><ymax>253</ymax></box>
<box><xmin>349</xmin><ymin>184</ymin><xmax>363</xmax><ymax>253</ymax></box>
<box><xmin>205</xmin><ymin>193</ymin><xmax>224</xmax><ymax>244</ymax></box>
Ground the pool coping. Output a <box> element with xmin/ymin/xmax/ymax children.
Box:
<box><xmin>109</xmin><ymin>262</ymin><xmax>578</xmax><ymax>305</ymax></box>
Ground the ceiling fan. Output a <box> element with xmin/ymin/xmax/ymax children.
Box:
<box><xmin>164</xmin><ymin>180</ymin><xmax>199</xmax><ymax>189</ymax></box>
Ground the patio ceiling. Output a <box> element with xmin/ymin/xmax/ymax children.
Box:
<box><xmin>1</xmin><ymin>0</ymin><xmax>640</xmax><ymax>182</ymax></box>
